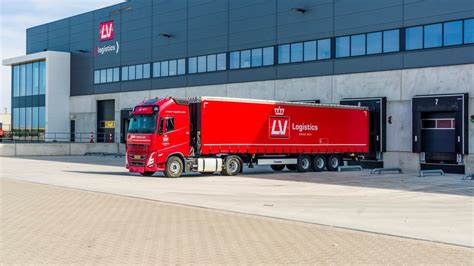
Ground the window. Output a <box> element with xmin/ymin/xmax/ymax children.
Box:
<box><xmin>263</xmin><ymin>46</ymin><xmax>274</xmax><ymax>65</ymax></box>
<box><xmin>39</xmin><ymin>106</ymin><xmax>45</xmax><ymax>130</ymax></box>
<box><xmin>367</xmin><ymin>32</ymin><xmax>382</xmax><ymax>54</ymax></box>
<box><xmin>107</xmin><ymin>68</ymin><xmax>113</xmax><ymax>82</ymax></box>
<box><xmin>94</xmin><ymin>70</ymin><xmax>100</xmax><ymax>84</ymax></box>
<box><xmin>351</xmin><ymin>34</ymin><xmax>366</xmax><ymax>56</ymax></box>
<box><xmin>19</xmin><ymin>108</ymin><xmax>25</xmax><ymax>129</ymax></box>
<box><xmin>13</xmin><ymin>65</ymin><xmax>19</xmax><ymax>97</ymax></box>
<box><xmin>33</xmin><ymin>62</ymin><xmax>39</xmax><ymax>95</ymax></box>
<box><xmin>230</xmin><ymin>52</ymin><xmax>240</xmax><ymax>69</ymax></box>
<box><xmin>383</xmin><ymin>29</ymin><xmax>399</xmax><ymax>52</ymax></box>
<box><xmin>113</xmin><ymin>67</ymin><xmax>120</xmax><ymax>82</ymax></box>
<box><xmin>26</xmin><ymin>63</ymin><xmax>32</xmax><ymax>96</ymax></box>
<box><xmin>198</xmin><ymin>56</ymin><xmax>206</xmax><ymax>73</ymax></box>
<box><xmin>207</xmin><ymin>54</ymin><xmax>216</xmax><ymax>72</ymax></box>
<box><xmin>136</xmin><ymin>64</ymin><xmax>143</xmax><ymax>79</ymax></box>
<box><xmin>317</xmin><ymin>39</ymin><xmax>331</xmax><ymax>59</ymax></box>
<box><xmin>278</xmin><ymin>44</ymin><xmax>290</xmax><ymax>64</ymax></box>
<box><xmin>169</xmin><ymin>60</ymin><xmax>177</xmax><ymax>76</ymax></box>
<box><xmin>13</xmin><ymin>108</ymin><xmax>19</xmax><ymax>129</ymax></box>
<box><xmin>100</xmin><ymin>69</ymin><xmax>107</xmax><ymax>83</ymax></box>
<box><xmin>304</xmin><ymin>41</ymin><xmax>317</xmax><ymax>61</ymax></box>
<box><xmin>153</xmin><ymin>62</ymin><xmax>160</xmax><ymax>77</ymax></box>
<box><xmin>166</xmin><ymin>117</ymin><xmax>174</xmax><ymax>132</ymax></box>
<box><xmin>161</xmin><ymin>61</ymin><xmax>169</xmax><ymax>76</ymax></box>
<box><xmin>444</xmin><ymin>21</ymin><xmax>462</xmax><ymax>46</ymax></box>
<box><xmin>240</xmin><ymin>50</ymin><xmax>251</xmax><ymax>68</ymax></box>
<box><xmin>129</xmin><ymin>65</ymin><xmax>136</xmax><ymax>80</ymax></box>
<box><xmin>406</xmin><ymin>26</ymin><xmax>423</xmax><ymax>50</ymax></box>
<box><xmin>32</xmin><ymin>107</ymin><xmax>39</xmax><ymax>130</ymax></box>
<box><xmin>20</xmin><ymin>64</ymin><xmax>25</xmax><ymax>96</ymax></box>
<box><xmin>122</xmin><ymin>66</ymin><xmax>129</xmax><ymax>81</ymax></box>
<box><xmin>178</xmin><ymin>59</ymin><xmax>186</xmax><ymax>74</ymax></box>
<box><xmin>424</xmin><ymin>24</ymin><xmax>442</xmax><ymax>48</ymax></box>
<box><xmin>290</xmin><ymin>42</ymin><xmax>303</xmax><ymax>62</ymax></box>
<box><xmin>39</xmin><ymin>61</ymin><xmax>45</xmax><ymax>95</ymax></box>
<box><xmin>216</xmin><ymin>53</ymin><xmax>226</xmax><ymax>70</ymax></box>
<box><xmin>336</xmin><ymin>36</ymin><xmax>350</xmax><ymax>58</ymax></box>
<box><xmin>251</xmin><ymin>48</ymin><xmax>262</xmax><ymax>67</ymax></box>
<box><xmin>25</xmin><ymin>107</ymin><xmax>31</xmax><ymax>130</ymax></box>
<box><xmin>189</xmin><ymin>57</ymin><xmax>197</xmax><ymax>73</ymax></box>
<box><xmin>464</xmin><ymin>19</ymin><xmax>474</xmax><ymax>44</ymax></box>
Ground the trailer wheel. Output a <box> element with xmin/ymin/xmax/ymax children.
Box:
<box><xmin>286</xmin><ymin>164</ymin><xmax>297</xmax><ymax>171</ymax></box>
<box><xmin>297</xmin><ymin>155</ymin><xmax>312</xmax><ymax>172</ymax></box>
<box><xmin>140</xmin><ymin>171</ymin><xmax>155</xmax><ymax>177</ymax></box>
<box><xmin>270</xmin><ymin>165</ymin><xmax>285</xmax><ymax>171</ymax></box>
<box><xmin>312</xmin><ymin>155</ymin><xmax>326</xmax><ymax>172</ymax></box>
<box><xmin>164</xmin><ymin>156</ymin><xmax>184</xmax><ymax>178</ymax></box>
<box><xmin>221</xmin><ymin>156</ymin><xmax>242</xmax><ymax>176</ymax></box>
<box><xmin>326</xmin><ymin>154</ymin><xmax>342</xmax><ymax>171</ymax></box>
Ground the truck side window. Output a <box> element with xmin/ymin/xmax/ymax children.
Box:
<box><xmin>166</xmin><ymin>117</ymin><xmax>174</xmax><ymax>132</ymax></box>
<box><xmin>158</xmin><ymin>117</ymin><xmax>164</xmax><ymax>134</ymax></box>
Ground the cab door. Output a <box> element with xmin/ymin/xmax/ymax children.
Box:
<box><xmin>157</xmin><ymin>112</ymin><xmax>191</xmax><ymax>163</ymax></box>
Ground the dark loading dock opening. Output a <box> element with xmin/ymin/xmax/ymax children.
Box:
<box><xmin>120</xmin><ymin>108</ymin><xmax>132</xmax><ymax>144</ymax></box>
<box><xmin>413</xmin><ymin>93</ymin><xmax>469</xmax><ymax>174</ymax></box>
<box><xmin>97</xmin><ymin>100</ymin><xmax>115</xmax><ymax>143</ymax></box>
<box><xmin>340</xmin><ymin>97</ymin><xmax>387</xmax><ymax>168</ymax></box>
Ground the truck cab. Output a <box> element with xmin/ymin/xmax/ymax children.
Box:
<box><xmin>126</xmin><ymin>97</ymin><xmax>191</xmax><ymax>176</ymax></box>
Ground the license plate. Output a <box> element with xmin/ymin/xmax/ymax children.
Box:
<box><xmin>134</xmin><ymin>155</ymin><xmax>141</xmax><ymax>160</ymax></box>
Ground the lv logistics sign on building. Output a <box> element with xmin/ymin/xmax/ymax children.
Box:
<box><xmin>2</xmin><ymin>0</ymin><xmax>474</xmax><ymax>174</ymax></box>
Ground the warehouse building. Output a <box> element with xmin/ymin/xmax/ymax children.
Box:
<box><xmin>3</xmin><ymin>0</ymin><xmax>473</xmax><ymax>173</ymax></box>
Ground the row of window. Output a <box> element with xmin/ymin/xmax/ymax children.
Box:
<box><xmin>92</xmin><ymin>18</ymin><xmax>474</xmax><ymax>83</ymax></box>
<box><xmin>12</xmin><ymin>61</ymin><xmax>46</xmax><ymax>97</ymax></box>
<box><xmin>12</xmin><ymin>106</ymin><xmax>46</xmax><ymax>131</ymax></box>
<box><xmin>230</xmin><ymin>47</ymin><xmax>274</xmax><ymax>69</ymax></box>
<box><xmin>94</xmin><ymin>67</ymin><xmax>120</xmax><ymax>84</ymax></box>
<box><xmin>189</xmin><ymin>53</ymin><xmax>226</xmax><ymax>74</ymax></box>
<box><xmin>153</xmin><ymin>58</ymin><xmax>186</xmax><ymax>77</ymax></box>
<box><xmin>406</xmin><ymin>18</ymin><xmax>474</xmax><ymax>50</ymax></box>
<box><xmin>336</xmin><ymin>29</ymin><xmax>400</xmax><ymax>58</ymax></box>
<box><xmin>278</xmin><ymin>39</ymin><xmax>331</xmax><ymax>64</ymax></box>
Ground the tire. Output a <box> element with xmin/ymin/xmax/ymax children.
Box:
<box><xmin>140</xmin><ymin>171</ymin><xmax>155</xmax><ymax>177</ymax></box>
<box><xmin>221</xmin><ymin>156</ymin><xmax>242</xmax><ymax>176</ymax></box>
<box><xmin>286</xmin><ymin>164</ymin><xmax>297</xmax><ymax>171</ymax></box>
<box><xmin>326</xmin><ymin>154</ymin><xmax>342</xmax><ymax>171</ymax></box>
<box><xmin>312</xmin><ymin>155</ymin><xmax>326</xmax><ymax>172</ymax></box>
<box><xmin>164</xmin><ymin>156</ymin><xmax>184</xmax><ymax>178</ymax></box>
<box><xmin>271</xmin><ymin>165</ymin><xmax>285</xmax><ymax>171</ymax></box>
<box><xmin>297</xmin><ymin>155</ymin><xmax>312</xmax><ymax>172</ymax></box>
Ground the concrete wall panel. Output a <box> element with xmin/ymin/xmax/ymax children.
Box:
<box><xmin>226</xmin><ymin>81</ymin><xmax>275</xmax><ymax>100</ymax></box>
<box><xmin>275</xmin><ymin>76</ymin><xmax>332</xmax><ymax>102</ymax></box>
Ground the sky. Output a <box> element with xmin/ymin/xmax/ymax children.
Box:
<box><xmin>0</xmin><ymin>0</ymin><xmax>124</xmax><ymax>114</ymax></box>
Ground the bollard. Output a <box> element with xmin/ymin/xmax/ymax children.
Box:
<box><xmin>90</xmin><ymin>130</ymin><xmax>94</xmax><ymax>143</ymax></box>
<box><xmin>109</xmin><ymin>133</ymin><xmax>113</xmax><ymax>143</ymax></box>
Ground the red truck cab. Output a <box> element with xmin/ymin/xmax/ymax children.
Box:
<box><xmin>126</xmin><ymin>97</ymin><xmax>190</xmax><ymax>176</ymax></box>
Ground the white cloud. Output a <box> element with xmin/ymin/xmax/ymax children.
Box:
<box><xmin>0</xmin><ymin>0</ymin><xmax>124</xmax><ymax>114</ymax></box>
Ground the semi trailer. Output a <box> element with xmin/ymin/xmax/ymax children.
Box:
<box><xmin>126</xmin><ymin>97</ymin><xmax>369</xmax><ymax>177</ymax></box>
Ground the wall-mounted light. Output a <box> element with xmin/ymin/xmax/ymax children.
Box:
<box><xmin>43</xmin><ymin>48</ymin><xmax>48</xmax><ymax>51</ymax></box>
<box><xmin>291</xmin><ymin>7</ymin><xmax>307</xmax><ymax>14</ymax></box>
<box><xmin>109</xmin><ymin>6</ymin><xmax>133</xmax><ymax>16</ymax></box>
<box><xmin>159</xmin><ymin>33</ymin><xmax>173</xmax><ymax>38</ymax></box>
<box><xmin>76</xmin><ymin>49</ymin><xmax>88</xmax><ymax>53</ymax></box>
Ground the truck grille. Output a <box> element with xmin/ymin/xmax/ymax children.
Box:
<box><xmin>130</xmin><ymin>161</ymin><xmax>145</xmax><ymax>166</ymax></box>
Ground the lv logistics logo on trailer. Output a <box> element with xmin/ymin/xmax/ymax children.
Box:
<box><xmin>95</xmin><ymin>20</ymin><xmax>119</xmax><ymax>56</ymax></box>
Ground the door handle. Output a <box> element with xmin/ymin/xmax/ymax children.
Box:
<box><xmin>376</xmin><ymin>135</ymin><xmax>379</xmax><ymax>141</ymax></box>
<box><xmin>414</xmin><ymin>136</ymin><xmax>418</xmax><ymax>142</ymax></box>
<box><xmin>458</xmin><ymin>136</ymin><xmax>461</xmax><ymax>142</ymax></box>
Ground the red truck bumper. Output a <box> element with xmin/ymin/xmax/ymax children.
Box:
<box><xmin>128</xmin><ymin>166</ymin><xmax>145</xmax><ymax>173</ymax></box>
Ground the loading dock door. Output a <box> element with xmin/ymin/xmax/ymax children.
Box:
<box><xmin>340</xmin><ymin>97</ymin><xmax>387</xmax><ymax>161</ymax></box>
<box><xmin>412</xmin><ymin>93</ymin><xmax>469</xmax><ymax>173</ymax></box>
<box><xmin>97</xmin><ymin>100</ymin><xmax>115</xmax><ymax>143</ymax></box>
<box><xmin>120</xmin><ymin>108</ymin><xmax>132</xmax><ymax>143</ymax></box>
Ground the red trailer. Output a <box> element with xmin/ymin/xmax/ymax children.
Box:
<box><xmin>126</xmin><ymin>97</ymin><xmax>369</xmax><ymax>177</ymax></box>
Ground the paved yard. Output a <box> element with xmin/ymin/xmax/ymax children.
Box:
<box><xmin>0</xmin><ymin>156</ymin><xmax>473</xmax><ymax>250</ymax></box>
<box><xmin>1</xmin><ymin>179</ymin><xmax>472</xmax><ymax>264</ymax></box>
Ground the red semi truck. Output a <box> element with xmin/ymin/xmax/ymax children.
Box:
<box><xmin>126</xmin><ymin>97</ymin><xmax>369</xmax><ymax>177</ymax></box>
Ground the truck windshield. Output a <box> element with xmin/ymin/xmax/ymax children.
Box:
<box><xmin>128</xmin><ymin>114</ymin><xmax>157</xmax><ymax>133</ymax></box>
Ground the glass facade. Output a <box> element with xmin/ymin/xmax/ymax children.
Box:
<box><xmin>11</xmin><ymin>60</ymin><xmax>46</xmax><ymax>140</ymax></box>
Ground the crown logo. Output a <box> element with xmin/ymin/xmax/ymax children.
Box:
<box><xmin>274</xmin><ymin>106</ymin><xmax>285</xmax><ymax>115</ymax></box>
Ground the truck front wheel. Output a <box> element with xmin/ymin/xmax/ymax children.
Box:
<box><xmin>164</xmin><ymin>156</ymin><xmax>184</xmax><ymax>178</ymax></box>
<box><xmin>221</xmin><ymin>156</ymin><xmax>242</xmax><ymax>176</ymax></box>
<box><xmin>327</xmin><ymin>154</ymin><xmax>342</xmax><ymax>171</ymax></box>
